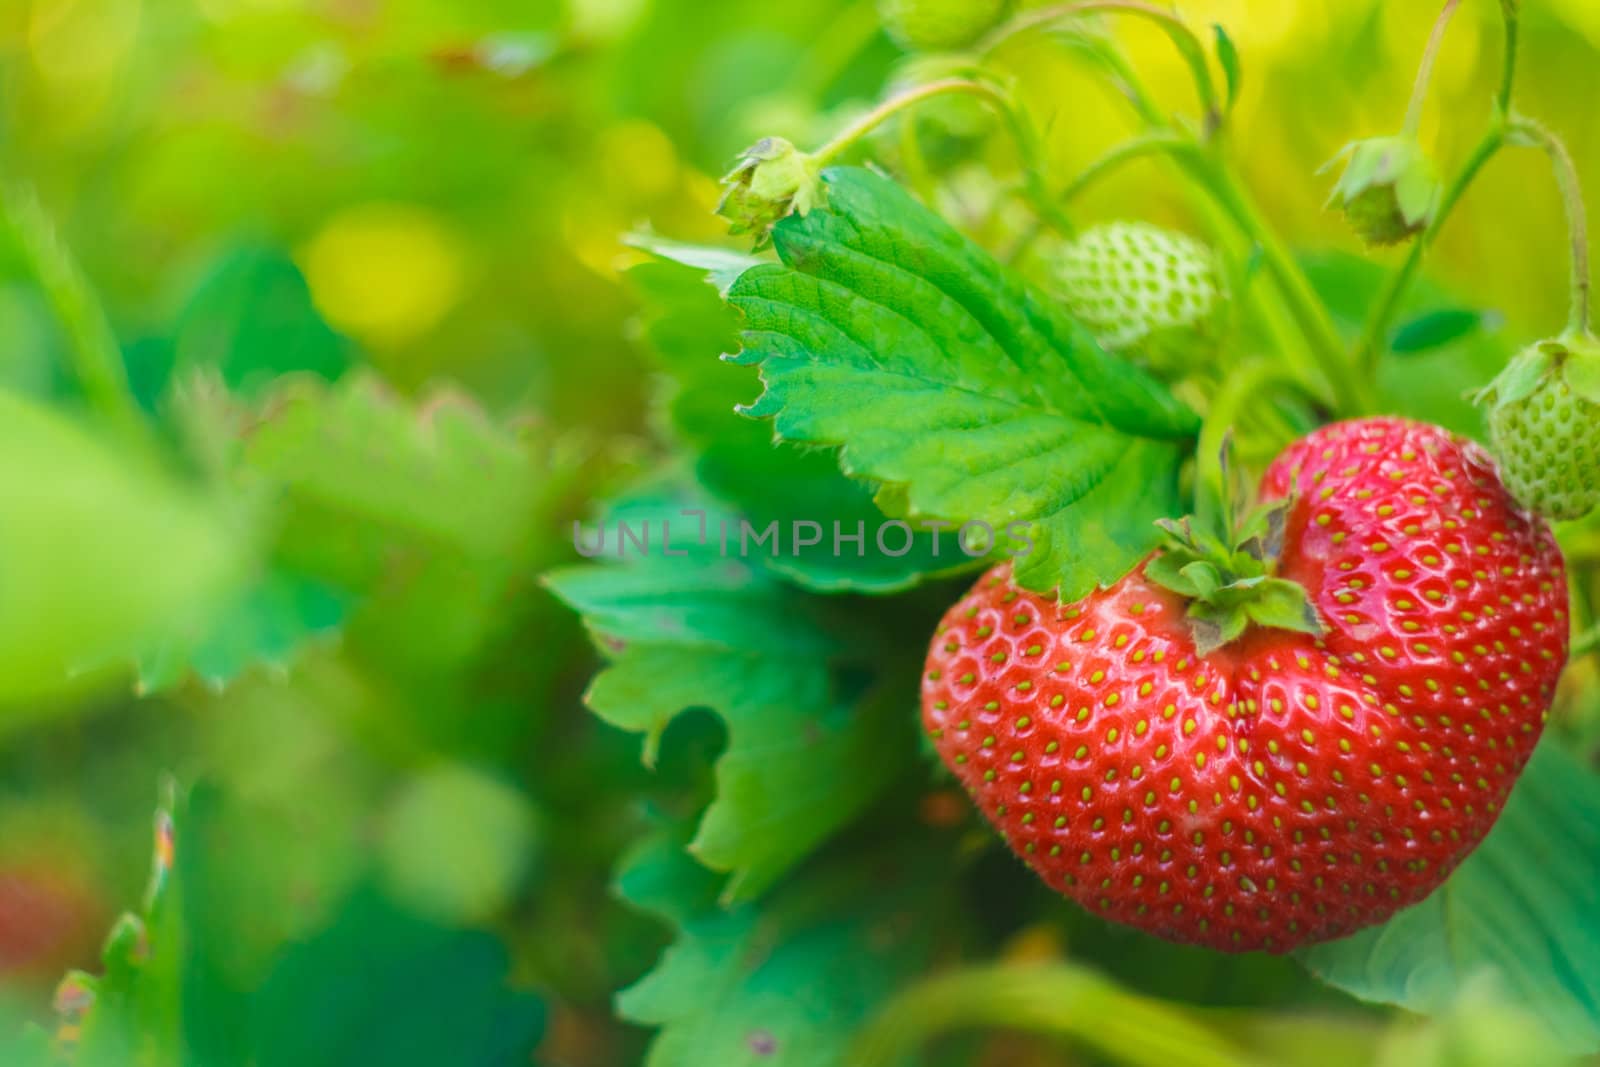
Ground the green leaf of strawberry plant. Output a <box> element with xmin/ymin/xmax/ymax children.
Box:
<box><xmin>132</xmin><ymin>569</ymin><xmax>348</xmax><ymax>694</ymax></box>
<box><xmin>125</xmin><ymin>371</ymin><xmax>597</xmax><ymax>694</ymax></box>
<box><xmin>169</xmin><ymin>245</ymin><xmax>353</xmax><ymax>396</ymax></box>
<box><xmin>1213</xmin><ymin>24</ymin><xmax>1241</xmax><ymax>113</ymax></box>
<box><xmin>545</xmin><ymin>476</ymin><xmax>918</xmax><ymax>903</ymax></box>
<box><xmin>1390</xmin><ymin>308</ymin><xmax>1493</xmax><ymax>355</ymax></box>
<box><xmin>53</xmin><ymin>781</ymin><xmax>544</xmax><ymax>1067</ymax></box>
<box><xmin>1298</xmin><ymin>741</ymin><xmax>1600</xmax><ymax>1054</ymax></box>
<box><xmin>243</xmin><ymin>372</ymin><xmax>560</xmax><ymax>562</ymax></box>
<box><xmin>612</xmin><ymin>828</ymin><xmax>957</xmax><ymax>1067</ymax></box>
<box><xmin>0</xmin><ymin>391</ymin><xmax>243</xmax><ymax>714</ymax></box>
<box><xmin>724</xmin><ymin>167</ymin><xmax>1199</xmax><ymax>600</ymax></box>
<box><xmin>630</xmin><ymin>254</ymin><xmax>966</xmax><ymax>594</ymax></box>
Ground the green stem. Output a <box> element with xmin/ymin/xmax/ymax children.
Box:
<box><xmin>1059</xmin><ymin>130</ymin><xmax>1190</xmax><ymax>204</ymax></box>
<box><xmin>1195</xmin><ymin>360</ymin><xmax>1305</xmax><ymax>537</ymax></box>
<box><xmin>897</xmin><ymin>112</ymin><xmax>938</xmax><ymax>205</ymax></box>
<box><xmin>977</xmin><ymin>1</ymin><xmax>1220</xmax><ymax>128</ymax></box>
<box><xmin>1404</xmin><ymin>0</ymin><xmax>1464</xmax><ymax>137</ymax></box>
<box><xmin>1354</xmin><ymin>1</ymin><xmax>1521</xmax><ymax>374</ymax></box>
<box><xmin>812</xmin><ymin>78</ymin><xmax>1076</xmax><ymax>236</ymax></box>
<box><xmin>0</xmin><ymin>181</ymin><xmax>146</xmax><ymax>439</ymax></box>
<box><xmin>979</xmin><ymin>9</ymin><xmax>1359</xmax><ymax>413</ymax></box>
<box><xmin>1509</xmin><ymin>117</ymin><xmax>1592</xmax><ymax>336</ymax></box>
<box><xmin>1497</xmin><ymin>0</ymin><xmax>1520</xmax><ymax>112</ymax></box>
<box><xmin>851</xmin><ymin>963</ymin><xmax>1259</xmax><ymax>1067</ymax></box>
<box><xmin>1356</xmin><ymin>121</ymin><xmax>1506</xmax><ymax>375</ymax></box>
<box><xmin>1086</xmin><ymin>30</ymin><xmax>1167</xmax><ymax>126</ymax></box>
<box><xmin>1176</xmin><ymin>146</ymin><xmax>1370</xmax><ymax>413</ymax></box>
<box><xmin>1007</xmin><ymin>130</ymin><xmax>1186</xmax><ymax>262</ymax></box>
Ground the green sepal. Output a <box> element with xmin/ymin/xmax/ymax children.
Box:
<box><xmin>1475</xmin><ymin>342</ymin><xmax>1556</xmax><ymax>408</ymax></box>
<box><xmin>1188</xmin><ymin>603</ymin><xmax>1248</xmax><ymax>655</ymax></box>
<box><xmin>1243</xmin><ymin>577</ymin><xmax>1325</xmax><ymax>637</ymax></box>
<box><xmin>1179</xmin><ymin>560</ymin><xmax>1225</xmax><ymax>600</ymax></box>
<box><xmin>1326</xmin><ymin>134</ymin><xmax>1440</xmax><ymax>245</ymax></box>
<box><xmin>1143</xmin><ymin>550</ymin><xmax>1200</xmax><ymax>598</ymax></box>
<box><xmin>1393</xmin><ymin>155</ymin><xmax>1441</xmax><ymax>227</ymax></box>
<box><xmin>1145</xmin><ymin>492</ymin><xmax>1323</xmax><ymax>654</ymax></box>
<box><xmin>1560</xmin><ymin>335</ymin><xmax>1600</xmax><ymax>405</ymax></box>
<box><xmin>1475</xmin><ymin>333</ymin><xmax>1600</xmax><ymax>409</ymax></box>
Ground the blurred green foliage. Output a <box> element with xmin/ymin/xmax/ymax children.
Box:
<box><xmin>4</xmin><ymin>1</ymin><xmax>1600</xmax><ymax>1065</ymax></box>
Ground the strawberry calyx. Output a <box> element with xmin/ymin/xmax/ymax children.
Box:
<box><xmin>1474</xmin><ymin>330</ymin><xmax>1600</xmax><ymax>411</ymax></box>
<box><xmin>1144</xmin><ymin>496</ymin><xmax>1323</xmax><ymax>655</ymax></box>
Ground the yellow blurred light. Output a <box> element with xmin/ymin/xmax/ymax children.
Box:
<box><xmin>597</xmin><ymin>119</ymin><xmax>681</xmax><ymax>203</ymax></box>
<box><xmin>194</xmin><ymin>0</ymin><xmax>302</xmax><ymax>23</ymax></box>
<box><xmin>560</xmin><ymin>186</ymin><xmax>626</xmax><ymax>279</ymax></box>
<box><xmin>566</xmin><ymin>0</ymin><xmax>648</xmax><ymax>43</ymax></box>
<box><xmin>300</xmin><ymin>204</ymin><xmax>469</xmax><ymax>349</ymax></box>
<box><xmin>1381</xmin><ymin>0</ymin><xmax>1483</xmax><ymax>120</ymax></box>
<box><xmin>1173</xmin><ymin>0</ymin><xmax>1305</xmax><ymax>52</ymax></box>
<box><xmin>28</xmin><ymin>0</ymin><xmax>140</xmax><ymax>118</ymax></box>
<box><xmin>1550</xmin><ymin>0</ymin><xmax>1600</xmax><ymax>47</ymax></box>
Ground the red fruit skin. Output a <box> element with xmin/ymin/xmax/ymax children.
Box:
<box><xmin>922</xmin><ymin>418</ymin><xmax>1568</xmax><ymax>952</ymax></box>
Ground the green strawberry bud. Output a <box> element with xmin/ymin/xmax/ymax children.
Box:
<box><xmin>878</xmin><ymin>0</ymin><xmax>1012</xmax><ymax>53</ymax></box>
<box><xmin>1327</xmin><ymin>134</ymin><xmax>1441</xmax><ymax>246</ymax></box>
<box><xmin>1476</xmin><ymin>333</ymin><xmax>1600</xmax><ymax>521</ymax></box>
<box><xmin>1050</xmin><ymin>221</ymin><xmax>1227</xmax><ymax>377</ymax></box>
<box><xmin>715</xmin><ymin>137</ymin><xmax>825</xmax><ymax>249</ymax></box>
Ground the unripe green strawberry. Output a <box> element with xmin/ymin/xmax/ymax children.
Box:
<box><xmin>879</xmin><ymin>0</ymin><xmax>1012</xmax><ymax>52</ymax></box>
<box><xmin>1477</xmin><ymin>333</ymin><xmax>1600</xmax><ymax>521</ymax></box>
<box><xmin>1051</xmin><ymin>222</ymin><xmax>1226</xmax><ymax>377</ymax></box>
<box><xmin>1328</xmin><ymin>135</ymin><xmax>1440</xmax><ymax>246</ymax></box>
<box><xmin>923</xmin><ymin>418</ymin><xmax>1567</xmax><ymax>952</ymax></box>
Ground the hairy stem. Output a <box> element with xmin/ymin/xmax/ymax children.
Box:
<box><xmin>983</xmin><ymin>10</ymin><xmax>1360</xmax><ymax>412</ymax></box>
<box><xmin>1355</xmin><ymin>1</ymin><xmax>1521</xmax><ymax>373</ymax></box>
<box><xmin>1404</xmin><ymin>0</ymin><xmax>1464</xmax><ymax>136</ymax></box>
<box><xmin>0</xmin><ymin>181</ymin><xmax>146</xmax><ymax>439</ymax></box>
<box><xmin>1007</xmin><ymin>130</ymin><xmax>1186</xmax><ymax>262</ymax></box>
<box><xmin>1497</xmin><ymin>0</ymin><xmax>1520</xmax><ymax>112</ymax></box>
<box><xmin>1059</xmin><ymin>130</ymin><xmax>1190</xmax><ymax>204</ymax></box>
<box><xmin>1176</xmin><ymin>146</ymin><xmax>1371</xmax><ymax>413</ymax></box>
<box><xmin>1510</xmin><ymin>118</ymin><xmax>1592</xmax><ymax>336</ymax></box>
<box><xmin>813</xmin><ymin>79</ymin><xmax>1076</xmax><ymax>236</ymax></box>
<box><xmin>977</xmin><ymin>1</ymin><xmax>1219</xmax><ymax>128</ymax></box>
<box><xmin>851</xmin><ymin>964</ymin><xmax>1252</xmax><ymax>1067</ymax></box>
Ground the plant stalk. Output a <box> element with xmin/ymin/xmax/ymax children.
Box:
<box><xmin>1404</xmin><ymin>0</ymin><xmax>1464</xmax><ymax>137</ymax></box>
<box><xmin>812</xmin><ymin>79</ymin><xmax>1076</xmax><ymax>236</ymax></box>
<box><xmin>977</xmin><ymin>1</ymin><xmax>1220</xmax><ymax>128</ymax></box>
<box><xmin>1509</xmin><ymin>118</ymin><xmax>1592</xmax><ymax>336</ymax></box>
<box><xmin>1354</xmin><ymin>0</ymin><xmax>1521</xmax><ymax>373</ymax></box>
<box><xmin>0</xmin><ymin>181</ymin><xmax>148</xmax><ymax>442</ymax></box>
<box><xmin>1174</xmin><ymin>146</ymin><xmax>1371</xmax><ymax>413</ymax></box>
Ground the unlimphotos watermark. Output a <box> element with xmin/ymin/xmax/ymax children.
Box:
<box><xmin>574</xmin><ymin>511</ymin><xmax>1035</xmax><ymax>560</ymax></box>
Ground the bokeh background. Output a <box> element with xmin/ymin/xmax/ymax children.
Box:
<box><xmin>2</xmin><ymin>1</ymin><xmax>1599</xmax><ymax>1064</ymax></box>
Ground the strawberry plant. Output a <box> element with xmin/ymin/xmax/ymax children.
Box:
<box><xmin>4</xmin><ymin>1</ymin><xmax>1600</xmax><ymax>1065</ymax></box>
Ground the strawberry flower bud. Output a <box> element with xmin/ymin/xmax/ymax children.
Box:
<box><xmin>715</xmin><ymin>137</ymin><xmax>825</xmax><ymax>250</ymax></box>
<box><xmin>1327</xmin><ymin>134</ymin><xmax>1441</xmax><ymax>246</ymax></box>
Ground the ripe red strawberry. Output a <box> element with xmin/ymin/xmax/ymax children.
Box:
<box><xmin>922</xmin><ymin>418</ymin><xmax>1568</xmax><ymax>952</ymax></box>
